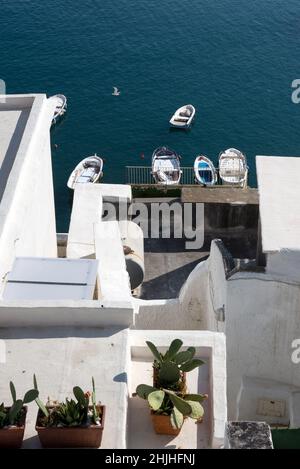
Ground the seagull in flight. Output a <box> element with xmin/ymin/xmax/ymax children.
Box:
<box><xmin>112</xmin><ymin>87</ymin><xmax>121</xmax><ymax>96</ymax></box>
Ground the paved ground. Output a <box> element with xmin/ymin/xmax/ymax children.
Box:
<box><xmin>141</xmin><ymin>251</ymin><xmax>209</xmax><ymax>300</ymax></box>
<box><xmin>182</xmin><ymin>186</ymin><xmax>259</xmax><ymax>205</ymax></box>
<box><xmin>140</xmin><ymin>230</ymin><xmax>257</xmax><ymax>300</ymax></box>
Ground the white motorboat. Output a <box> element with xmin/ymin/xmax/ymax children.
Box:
<box><xmin>194</xmin><ymin>155</ymin><xmax>217</xmax><ymax>186</ymax></box>
<box><xmin>218</xmin><ymin>148</ymin><xmax>248</xmax><ymax>187</ymax></box>
<box><xmin>67</xmin><ymin>154</ymin><xmax>103</xmax><ymax>190</ymax></box>
<box><xmin>169</xmin><ymin>104</ymin><xmax>195</xmax><ymax>129</ymax></box>
<box><xmin>152</xmin><ymin>146</ymin><xmax>182</xmax><ymax>185</ymax></box>
<box><xmin>49</xmin><ymin>94</ymin><xmax>67</xmax><ymax>125</ymax></box>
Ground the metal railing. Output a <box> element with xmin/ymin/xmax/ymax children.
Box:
<box><xmin>126</xmin><ymin>166</ymin><xmax>196</xmax><ymax>185</ymax></box>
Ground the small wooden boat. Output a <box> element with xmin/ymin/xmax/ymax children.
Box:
<box><xmin>194</xmin><ymin>155</ymin><xmax>217</xmax><ymax>186</ymax></box>
<box><xmin>67</xmin><ymin>154</ymin><xmax>103</xmax><ymax>190</ymax></box>
<box><xmin>48</xmin><ymin>94</ymin><xmax>67</xmax><ymax>125</ymax></box>
<box><xmin>169</xmin><ymin>104</ymin><xmax>195</xmax><ymax>129</ymax></box>
<box><xmin>152</xmin><ymin>146</ymin><xmax>182</xmax><ymax>185</ymax></box>
<box><xmin>219</xmin><ymin>148</ymin><xmax>248</xmax><ymax>187</ymax></box>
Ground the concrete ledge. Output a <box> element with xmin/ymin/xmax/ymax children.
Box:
<box><xmin>0</xmin><ymin>300</ymin><xmax>134</xmax><ymax>327</ymax></box>
<box><xmin>182</xmin><ymin>186</ymin><xmax>259</xmax><ymax>205</ymax></box>
<box><xmin>97</xmin><ymin>183</ymin><xmax>132</xmax><ymax>203</ymax></box>
<box><xmin>94</xmin><ymin>221</ymin><xmax>132</xmax><ymax>301</ymax></box>
<box><xmin>67</xmin><ymin>184</ymin><xmax>103</xmax><ymax>259</ymax></box>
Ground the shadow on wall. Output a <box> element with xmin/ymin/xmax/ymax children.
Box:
<box><xmin>0</xmin><ymin>326</ymin><xmax>127</xmax><ymax>341</ymax></box>
<box><xmin>141</xmin><ymin>257</ymin><xmax>208</xmax><ymax>300</ymax></box>
<box><xmin>0</xmin><ymin>108</ymin><xmax>31</xmax><ymax>202</ymax></box>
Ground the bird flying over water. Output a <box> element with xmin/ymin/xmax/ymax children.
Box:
<box><xmin>112</xmin><ymin>87</ymin><xmax>121</xmax><ymax>96</ymax></box>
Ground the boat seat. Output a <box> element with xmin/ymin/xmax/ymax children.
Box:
<box><xmin>76</xmin><ymin>176</ymin><xmax>93</xmax><ymax>183</ymax></box>
<box><xmin>81</xmin><ymin>167</ymin><xmax>95</xmax><ymax>177</ymax></box>
<box><xmin>84</xmin><ymin>161</ymin><xmax>99</xmax><ymax>169</ymax></box>
<box><xmin>76</xmin><ymin>167</ymin><xmax>95</xmax><ymax>183</ymax></box>
<box><xmin>180</xmin><ymin>111</ymin><xmax>191</xmax><ymax>117</ymax></box>
<box><xmin>175</xmin><ymin>117</ymin><xmax>189</xmax><ymax>122</ymax></box>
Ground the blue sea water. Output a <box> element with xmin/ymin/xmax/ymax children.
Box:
<box><xmin>1</xmin><ymin>0</ymin><xmax>300</xmax><ymax>231</ymax></box>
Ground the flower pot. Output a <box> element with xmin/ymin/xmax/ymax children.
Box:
<box><xmin>0</xmin><ymin>406</ymin><xmax>27</xmax><ymax>449</ymax></box>
<box><xmin>35</xmin><ymin>405</ymin><xmax>106</xmax><ymax>448</ymax></box>
<box><xmin>151</xmin><ymin>412</ymin><xmax>183</xmax><ymax>436</ymax></box>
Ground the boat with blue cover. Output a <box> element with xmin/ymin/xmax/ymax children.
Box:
<box><xmin>194</xmin><ymin>155</ymin><xmax>217</xmax><ymax>186</ymax></box>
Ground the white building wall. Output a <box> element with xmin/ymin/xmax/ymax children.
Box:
<box><xmin>226</xmin><ymin>272</ymin><xmax>300</xmax><ymax>419</ymax></box>
<box><xmin>266</xmin><ymin>250</ymin><xmax>300</xmax><ymax>283</ymax></box>
<box><xmin>0</xmin><ymin>95</ymin><xmax>57</xmax><ymax>294</ymax></box>
<box><xmin>135</xmin><ymin>239</ymin><xmax>300</xmax><ymax>422</ymax></box>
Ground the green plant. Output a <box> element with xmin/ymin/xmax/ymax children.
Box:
<box><xmin>135</xmin><ymin>339</ymin><xmax>207</xmax><ymax>430</ymax></box>
<box><xmin>0</xmin><ymin>403</ymin><xmax>7</xmax><ymax>429</ymax></box>
<box><xmin>147</xmin><ymin>339</ymin><xmax>204</xmax><ymax>389</ymax></box>
<box><xmin>136</xmin><ymin>384</ymin><xmax>207</xmax><ymax>429</ymax></box>
<box><xmin>51</xmin><ymin>398</ymin><xmax>87</xmax><ymax>427</ymax></box>
<box><xmin>34</xmin><ymin>376</ymin><xmax>101</xmax><ymax>428</ymax></box>
<box><xmin>0</xmin><ymin>381</ymin><xmax>38</xmax><ymax>429</ymax></box>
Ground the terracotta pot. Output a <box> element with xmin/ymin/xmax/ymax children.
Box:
<box><xmin>151</xmin><ymin>412</ymin><xmax>183</xmax><ymax>436</ymax></box>
<box><xmin>0</xmin><ymin>406</ymin><xmax>27</xmax><ymax>449</ymax></box>
<box><xmin>35</xmin><ymin>405</ymin><xmax>106</xmax><ymax>448</ymax></box>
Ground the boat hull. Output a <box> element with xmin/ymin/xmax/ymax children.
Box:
<box><xmin>67</xmin><ymin>155</ymin><xmax>103</xmax><ymax>190</ymax></box>
<box><xmin>152</xmin><ymin>146</ymin><xmax>182</xmax><ymax>185</ymax></box>
<box><xmin>49</xmin><ymin>94</ymin><xmax>67</xmax><ymax>125</ymax></box>
<box><xmin>219</xmin><ymin>148</ymin><xmax>248</xmax><ymax>187</ymax></box>
<box><xmin>169</xmin><ymin>105</ymin><xmax>196</xmax><ymax>129</ymax></box>
<box><xmin>194</xmin><ymin>155</ymin><xmax>217</xmax><ymax>186</ymax></box>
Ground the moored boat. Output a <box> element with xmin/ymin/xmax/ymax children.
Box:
<box><xmin>218</xmin><ymin>148</ymin><xmax>248</xmax><ymax>187</ymax></box>
<box><xmin>152</xmin><ymin>146</ymin><xmax>182</xmax><ymax>185</ymax></box>
<box><xmin>67</xmin><ymin>154</ymin><xmax>103</xmax><ymax>190</ymax></box>
<box><xmin>169</xmin><ymin>104</ymin><xmax>195</xmax><ymax>129</ymax></box>
<box><xmin>194</xmin><ymin>155</ymin><xmax>217</xmax><ymax>186</ymax></box>
<box><xmin>48</xmin><ymin>94</ymin><xmax>67</xmax><ymax>125</ymax></box>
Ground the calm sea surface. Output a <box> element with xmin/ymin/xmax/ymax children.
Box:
<box><xmin>1</xmin><ymin>0</ymin><xmax>300</xmax><ymax>231</ymax></box>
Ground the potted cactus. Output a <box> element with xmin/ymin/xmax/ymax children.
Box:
<box><xmin>146</xmin><ymin>339</ymin><xmax>204</xmax><ymax>390</ymax></box>
<box><xmin>136</xmin><ymin>339</ymin><xmax>207</xmax><ymax>435</ymax></box>
<box><xmin>0</xmin><ymin>381</ymin><xmax>38</xmax><ymax>449</ymax></box>
<box><xmin>34</xmin><ymin>376</ymin><xmax>105</xmax><ymax>448</ymax></box>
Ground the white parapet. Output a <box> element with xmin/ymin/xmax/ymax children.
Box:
<box><xmin>96</xmin><ymin>183</ymin><xmax>132</xmax><ymax>203</ymax></box>
<box><xmin>67</xmin><ymin>184</ymin><xmax>103</xmax><ymax>259</ymax></box>
<box><xmin>94</xmin><ymin>221</ymin><xmax>132</xmax><ymax>301</ymax></box>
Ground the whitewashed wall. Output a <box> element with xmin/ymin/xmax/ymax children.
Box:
<box><xmin>267</xmin><ymin>250</ymin><xmax>300</xmax><ymax>283</ymax></box>
<box><xmin>226</xmin><ymin>272</ymin><xmax>300</xmax><ymax>419</ymax></box>
<box><xmin>0</xmin><ymin>95</ymin><xmax>57</xmax><ymax>295</ymax></box>
<box><xmin>135</xmin><ymin>239</ymin><xmax>300</xmax><ymax>423</ymax></box>
<box><xmin>0</xmin><ymin>299</ymin><xmax>134</xmax><ymax>327</ymax></box>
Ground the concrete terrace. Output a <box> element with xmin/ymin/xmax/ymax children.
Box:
<box><xmin>136</xmin><ymin>195</ymin><xmax>258</xmax><ymax>300</ymax></box>
<box><xmin>182</xmin><ymin>186</ymin><xmax>259</xmax><ymax>205</ymax></box>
